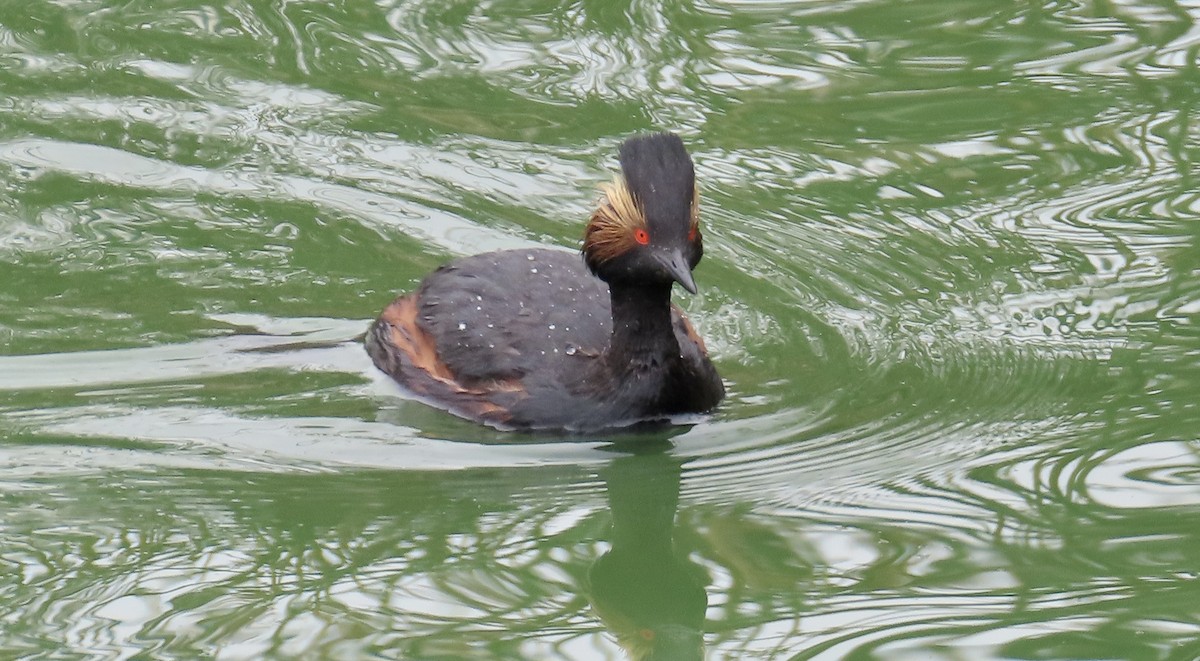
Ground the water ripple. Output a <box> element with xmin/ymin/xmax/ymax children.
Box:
<box><xmin>4</xmin><ymin>0</ymin><xmax>1200</xmax><ymax>657</ymax></box>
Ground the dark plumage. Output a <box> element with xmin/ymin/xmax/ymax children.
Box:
<box><xmin>366</xmin><ymin>132</ymin><xmax>723</xmax><ymax>431</ymax></box>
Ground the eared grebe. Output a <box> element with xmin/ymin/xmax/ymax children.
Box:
<box><xmin>366</xmin><ymin>132</ymin><xmax>723</xmax><ymax>431</ymax></box>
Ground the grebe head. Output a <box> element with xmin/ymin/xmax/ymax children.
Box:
<box><xmin>583</xmin><ymin>132</ymin><xmax>704</xmax><ymax>294</ymax></box>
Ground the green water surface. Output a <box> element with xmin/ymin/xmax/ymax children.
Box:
<box><xmin>2</xmin><ymin>1</ymin><xmax>1199</xmax><ymax>659</ymax></box>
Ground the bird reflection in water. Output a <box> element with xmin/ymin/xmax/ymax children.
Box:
<box><xmin>588</xmin><ymin>444</ymin><xmax>708</xmax><ymax>660</ymax></box>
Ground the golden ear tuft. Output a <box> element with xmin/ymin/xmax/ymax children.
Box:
<box><xmin>690</xmin><ymin>182</ymin><xmax>700</xmax><ymax>233</ymax></box>
<box><xmin>583</xmin><ymin>177</ymin><xmax>647</xmax><ymax>265</ymax></box>
<box><xmin>598</xmin><ymin>177</ymin><xmax>645</xmax><ymax>231</ymax></box>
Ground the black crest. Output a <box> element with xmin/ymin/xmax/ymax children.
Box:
<box><xmin>618</xmin><ymin>133</ymin><xmax>696</xmax><ymax>240</ymax></box>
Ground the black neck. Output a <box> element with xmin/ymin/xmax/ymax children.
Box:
<box><xmin>604</xmin><ymin>281</ymin><xmax>679</xmax><ymax>369</ymax></box>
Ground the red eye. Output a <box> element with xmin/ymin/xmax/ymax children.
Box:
<box><xmin>634</xmin><ymin>228</ymin><xmax>650</xmax><ymax>245</ymax></box>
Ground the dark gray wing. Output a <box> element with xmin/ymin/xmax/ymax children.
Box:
<box><xmin>417</xmin><ymin>249</ymin><xmax>612</xmax><ymax>383</ymax></box>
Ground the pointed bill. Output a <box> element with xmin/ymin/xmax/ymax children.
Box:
<box><xmin>658</xmin><ymin>248</ymin><xmax>697</xmax><ymax>294</ymax></box>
